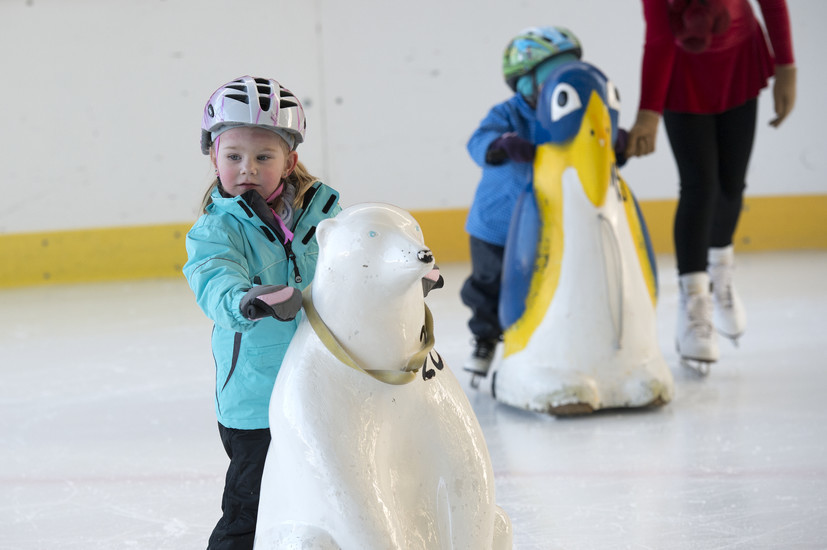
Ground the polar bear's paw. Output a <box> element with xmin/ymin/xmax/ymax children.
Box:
<box><xmin>493</xmin><ymin>505</ymin><xmax>514</xmax><ymax>550</ymax></box>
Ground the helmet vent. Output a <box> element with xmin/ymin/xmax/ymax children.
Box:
<box><xmin>201</xmin><ymin>77</ymin><xmax>305</xmax><ymax>154</ymax></box>
<box><xmin>226</xmin><ymin>93</ymin><xmax>250</xmax><ymax>105</ymax></box>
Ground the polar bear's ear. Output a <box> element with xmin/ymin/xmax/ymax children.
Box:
<box><xmin>315</xmin><ymin>218</ymin><xmax>337</xmax><ymax>246</ymax></box>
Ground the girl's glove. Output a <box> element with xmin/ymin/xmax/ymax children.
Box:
<box><xmin>240</xmin><ymin>285</ymin><xmax>302</xmax><ymax>321</ymax></box>
<box><xmin>485</xmin><ymin>132</ymin><xmax>535</xmax><ymax>164</ymax></box>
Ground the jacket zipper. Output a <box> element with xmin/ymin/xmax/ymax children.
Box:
<box><xmin>279</xmin><ymin>190</ymin><xmax>323</xmax><ymax>285</ymax></box>
<box><xmin>243</xmin><ymin>185</ymin><xmax>326</xmax><ymax>285</ymax></box>
<box><xmin>283</xmin><ymin>239</ymin><xmax>302</xmax><ymax>284</ymax></box>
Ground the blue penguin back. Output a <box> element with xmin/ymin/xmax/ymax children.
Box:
<box><xmin>499</xmin><ymin>179</ymin><xmax>541</xmax><ymax>330</ymax></box>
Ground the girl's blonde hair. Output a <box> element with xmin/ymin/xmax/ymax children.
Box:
<box><xmin>200</xmin><ymin>142</ymin><xmax>319</xmax><ymax>214</ymax></box>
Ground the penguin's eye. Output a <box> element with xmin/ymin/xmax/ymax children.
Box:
<box><xmin>550</xmin><ymin>82</ymin><xmax>582</xmax><ymax>122</ymax></box>
<box><xmin>606</xmin><ymin>80</ymin><xmax>621</xmax><ymax>111</ymax></box>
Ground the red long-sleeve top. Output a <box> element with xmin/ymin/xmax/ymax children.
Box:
<box><xmin>639</xmin><ymin>0</ymin><xmax>794</xmax><ymax>114</ymax></box>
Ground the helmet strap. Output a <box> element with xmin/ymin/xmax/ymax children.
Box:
<box><xmin>522</xmin><ymin>71</ymin><xmax>539</xmax><ymax>109</ymax></box>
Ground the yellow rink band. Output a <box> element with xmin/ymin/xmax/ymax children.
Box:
<box><xmin>1</xmin><ymin>196</ymin><xmax>825</xmax><ymax>288</ymax></box>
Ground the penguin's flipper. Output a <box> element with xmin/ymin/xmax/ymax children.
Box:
<box><xmin>621</xmin><ymin>177</ymin><xmax>659</xmax><ymax>303</ymax></box>
<box><xmin>499</xmin><ymin>182</ymin><xmax>541</xmax><ymax>330</ymax></box>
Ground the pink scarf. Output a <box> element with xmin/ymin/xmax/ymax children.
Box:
<box><xmin>266</xmin><ymin>183</ymin><xmax>294</xmax><ymax>243</ymax></box>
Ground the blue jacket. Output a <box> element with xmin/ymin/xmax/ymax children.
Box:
<box><xmin>466</xmin><ymin>94</ymin><xmax>538</xmax><ymax>247</ymax></box>
<box><xmin>184</xmin><ymin>182</ymin><xmax>340</xmax><ymax>429</ymax></box>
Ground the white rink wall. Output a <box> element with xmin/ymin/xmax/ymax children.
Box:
<box><xmin>0</xmin><ymin>0</ymin><xmax>824</xmax><ymax>234</ymax></box>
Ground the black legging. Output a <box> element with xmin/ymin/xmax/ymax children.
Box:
<box><xmin>663</xmin><ymin>98</ymin><xmax>757</xmax><ymax>275</ymax></box>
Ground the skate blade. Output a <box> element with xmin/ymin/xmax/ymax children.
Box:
<box><xmin>717</xmin><ymin>329</ymin><xmax>743</xmax><ymax>348</ymax></box>
<box><xmin>469</xmin><ymin>373</ymin><xmax>486</xmax><ymax>390</ymax></box>
<box><xmin>463</xmin><ymin>365</ymin><xmax>489</xmax><ymax>374</ymax></box>
<box><xmin>680</xmin><ymin>357</ymin><xmax>713</xmax><ymax>376</ymax></box>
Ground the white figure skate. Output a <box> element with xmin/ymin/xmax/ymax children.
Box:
<box><xmin>677</xmin><ymin>272</ymin><xmax>719</xmax><ymax>376</ymax></box>
<box><xmin>709</xmin><ymin>245</ymin><xmax>746</xmax><ymax>345</ymax></box>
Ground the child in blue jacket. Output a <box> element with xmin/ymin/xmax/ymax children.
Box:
<box><xmin>462</xmin><ymin>27</ymin><xmax>582</xmax><ymax>377</ymax></box>
<box><xmin>183</xmin><ymin>75</ymin><xmax>340</xmax><ymax>550</ymax></box>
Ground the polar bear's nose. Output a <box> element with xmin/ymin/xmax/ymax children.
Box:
<box><xmin>417</xmin><ymin>249</ymin><xmax>434</xmax><ymax>263</ymax></box>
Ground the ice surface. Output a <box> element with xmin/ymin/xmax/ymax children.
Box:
<box><xmin>1</xmin><ymin>251</ymin><xmax>826</xmax><ymax>549</ymax></box>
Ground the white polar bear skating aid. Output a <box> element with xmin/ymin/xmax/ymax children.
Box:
<box><xmin>254</xmin><ymin>203</ymin><xmax>512</xmax><ymax>550</ymax></box>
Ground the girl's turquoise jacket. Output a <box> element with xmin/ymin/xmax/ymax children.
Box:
<box><xmin>184</xmin><ymin>182</ymin><xmax>340</xmax><ymax>429</ymax></box>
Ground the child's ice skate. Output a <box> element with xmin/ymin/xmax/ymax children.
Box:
<box><xmin>677</xmin><ymin>272</ymin><xmax>718</xmax><ymax>376</ymax></box>
<box><xmin>709</xmin><ymin>246</ymin><xmax>746</xmax><ymax>346</ymax></box>
<box><xmin>463</xmin><ymin>337</ymin><xmax>498</xmax><ymax>389</ymax></box>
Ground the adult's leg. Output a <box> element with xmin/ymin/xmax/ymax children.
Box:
<box><xmin>208</xmin><ymin>424</ymin><xmax>272</xmax><ymax>550</ymax></box>
<box><xmin>706</xmin><ymin>99</ymin><xmax>756</xmax><ymax>339</ymax></box>
<box><xmin>663</xmin><ymin>110</ymin><xmax>719</xmax><ymax>275</ymax></box>
<box><xmin>664</xmin><ymin>111</ymin><xmax>721</xmax><ymax>364</ymax></box>
<box><xmin>710</xmin><ymin>98</ymin><xmax>757</xmax><ymax>247</ymax></box>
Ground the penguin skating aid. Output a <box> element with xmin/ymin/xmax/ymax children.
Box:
<box><xmin>491</xmin><ymin>61</ymin><xmax>674</xmax><ymax>415</ymax></box>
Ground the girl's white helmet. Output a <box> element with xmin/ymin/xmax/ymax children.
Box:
<box><xmin>201</xmin><ymin>76</ymin><xmax>306</xmax><ymax>154</ymax></box>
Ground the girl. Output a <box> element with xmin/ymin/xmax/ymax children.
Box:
<box><xmin>183</xmin><ymin>75</ymin><xmax>341</xmax><ymax>549</ymax></box>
